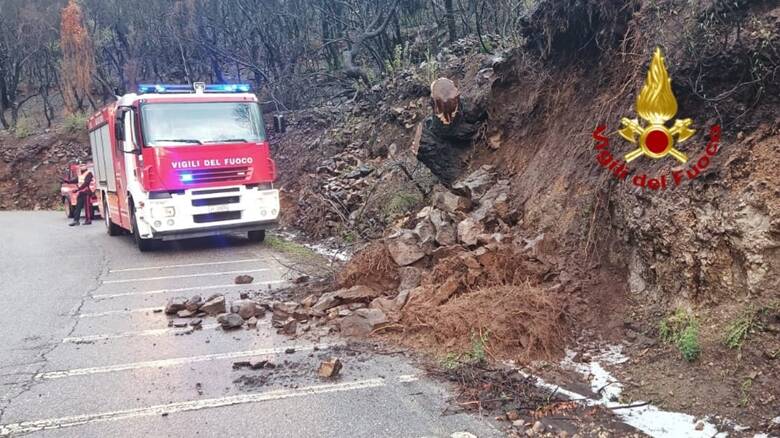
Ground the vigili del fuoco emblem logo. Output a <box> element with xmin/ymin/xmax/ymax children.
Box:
<box><xmin>592</xmin><ymin>47</ymin><xmax>721</xmax><ymax>190</ymax></box>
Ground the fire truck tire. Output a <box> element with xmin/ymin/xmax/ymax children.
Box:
<box><xmin>247</xmin><ymin>230</ymin><xmax>266</xmax><ymax>243</ymax></box>
<box><xmin>131</xmin><ymin>207</ymin><xmax>157</xmax><ymax>252</ymax></box>
<box><xmin>104</xmin><ymin>200</ymin><xmax>122</xmax><ymax>236</ymax></box>
<box><xmin>64</xmin><ymin>198</ymin><xmax>74</xmax><ymax>218</ymax></box>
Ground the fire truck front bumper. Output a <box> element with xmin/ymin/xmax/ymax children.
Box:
<box><xmin>151</xmin><ymin>220</ymin><xmax>277</xmax><ymax>241</ymax></box>
<box><xmin>137</xmin><ymin>186</ymin><xmax>280</xmax><ymax>240</ymax></box>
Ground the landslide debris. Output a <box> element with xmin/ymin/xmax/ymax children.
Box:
<box><xmin>269</xmin><ymin>0</ymin><xmax>778</xmax><ymax>430</ymax></box>
<box><xmin>0</xmin><ymin>129</ymin><xmax>89</xmax><ymax>210</ymax></box>
<box><xmin>280</xmin><ymin>166</ymin><xmax>572</xmax><ymax>362</ymax></box>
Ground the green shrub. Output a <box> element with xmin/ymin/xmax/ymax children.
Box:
<box><xmin>421</xmin><ymin>50</ymin><xmax>439</xmax><ymax>85</ymax></box>
<box><xmin>62</xmin><ymin>112</ymin><xmax>88</xmax><ymax>133</ymax></box>
<box><xmin>265</xmin><ymin>234</ymin><xmax>317</xmax><ymax>258</ymax></box>
<box><xmin>341</xmin><ymin>230</ymin><xmax>357</xmax><ymax>244</ymax></box>
<box><xmin>659</xmin><ymin>308</ymin><xmax>701</xmax><ymax>362</ymax></box>
<box><xmin>382</xmin><ymin>191</ymin><xmax>422</xmax><ymax>220</ymax></box>
<box><xmin>724</xmin><ymin>302</ymin><xmax>778</xmax><ymax>349</ymax></box>
<box><xmin>739</xmin><ymin>377</ymin><xmax>753</xmax><ymax>407</ymax></box>
<box><xmin>466</xmin><ymin>330</ymin><xmax>490</xmax><ymax>363</ymax></box>
<box><xmin>13</xmin><ymin>118</ymin><xmax>33</xmax><ymax>139</ymax></box>
<box><xmin>440</xmin><ymin>330</ymin><xmax>491</xmax><ymax>369</ymax></box>
<box><xmin>677</xmin><ymin>323</ymin><xmax>701</xmax><ymax>362</ymax></box>
<box><xmin>724</xmin><ymin>306</ymin><xmax>764</xmax><ymax>349</ymax></box>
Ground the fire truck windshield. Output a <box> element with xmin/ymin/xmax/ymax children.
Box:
<box><xmin>140</xmin><ymin>102</ymin><xmax>266</xmax><ymax>147</ymax></box>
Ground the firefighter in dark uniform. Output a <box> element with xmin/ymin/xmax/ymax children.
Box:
<box><xmin>68</xmin><ymin>163</ymin><xmax>96</xmax><ymax>226</ymax></box>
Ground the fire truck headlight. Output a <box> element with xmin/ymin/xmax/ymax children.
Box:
<box><xmin>151</xmin><ymin>207</ymin><xmax>175</xmax><ymax>218</ymax></box>
<box><xmin>167</xmin><ymin>219</ymin><xmax>175</xmax><ymax>226</ymax></box>
<box><xmin>271</xmin><ymin>209</ymin><xmax>278</xmax><ymax>216</ymax></box>
<box><xmin>154</xmin><ymin>220</ymin><xmax>162</xmax><ymax>228</ymax></box>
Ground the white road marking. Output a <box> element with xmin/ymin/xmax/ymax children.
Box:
<box><xmin>78</xmin><ymin>307</ymin><xmax>163</xmax><ymax>318</ymax></box>
<box><xmin>92</xmin><ymin>280</ymin><xmax>286</xmax><ymax>300</ymax></box>
<box><xmin>102</xmin><ymin>268</ymin><xmax>270</xmax><ymax>284</ymax></box>
<box><xmin>109</xmin><ymin>258</ymin><xmax>266</xmax><ymax>273</ymax></box>
<box><xmin>36</xmin><ymin>343</ymin><xmax>339</xmax><ymax>380</ymax></box>
<box><xmin>0</xmin><ymin>378</ymin><xmax>385</xmax><ymax>436</ymax></box>
<box><xmin>61</xmin><ymin>323</ymin><xmax>223</xmax><ymax>343</ymax></box>
<box><xmin>398</xmin><ymin>374</ymin><xmax>420</xmax><ymax>383</ymax></box>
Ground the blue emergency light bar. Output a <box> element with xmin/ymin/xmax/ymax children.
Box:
<box><xmin>137</xmin><ymin>83</ymin><xmax>251</xmax><ymax>94</ymax></box>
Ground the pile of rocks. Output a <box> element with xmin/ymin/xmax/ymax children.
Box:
<box><xmin>164</xmin><ymin>292</ymin><xmax>267</xmax><ymax>331</ymax></box>
<box><xmin>0</xmin><ymin>129</ymin><xmax>90</xmax><ymax>209</ymax></box>
<box><xmin>386</xmin><ymin>164</ymin><xmax>513</xmax><ymax>263</ymax></box>
<box><xmin>282</xmin><ymin>165</ymin><xmax>546</xmax><ymax>338</ymax></box>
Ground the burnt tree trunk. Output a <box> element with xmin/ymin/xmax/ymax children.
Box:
<box><xmin>342</xmin><ymin>0</ymin><xmax>401</xmax><ymax>84</ymax></box>
<box><xmin>444</xmin><ymin>0</ymin><xmax>457</xmax><ymax>42</ymax></box>
<box><xmin>417</xmin><ymin>79</ymin><xmax>487</xmax><ymax>185</ymax></box>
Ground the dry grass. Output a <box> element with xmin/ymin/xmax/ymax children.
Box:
<box><xmin>402</xmin><ymin>283</ymin><xmax>568</xmax><ymax>362</ymax></box>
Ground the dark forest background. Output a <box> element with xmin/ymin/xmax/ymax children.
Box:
<box><xmin>0</xmin><ymin>0</ymin><xmax>534</xmax><ymax>130</ymax></box>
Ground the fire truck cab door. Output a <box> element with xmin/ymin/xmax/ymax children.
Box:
<box><xmin>114</xmin><ymin>108</ymin><xmax>135</xmax><ymax>229</ymax></box>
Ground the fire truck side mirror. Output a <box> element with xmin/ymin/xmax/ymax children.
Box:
<box><xmin>114</xmin><ymin>110</ymin><xmax>125</xmax><ymax>142</ymax></box>
<box><xmin>273</xmin><ymin>114</ymin><xmax>286</xmax><ymax>134</ymax></box>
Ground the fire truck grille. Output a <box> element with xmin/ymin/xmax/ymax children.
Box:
<box><xmin>191</xmin><ymin>196</ymin><xmax>240</xmax><ymax>207</ymax></box>
<box><xmin>179</xmin><ymin>166</ymin><xmax>250</xmax><ymax>184</ymax></box>
<box><xmin>193</xmin><ymin>211</ymin><xmax>242</xmax><ymax>223</ymax></box>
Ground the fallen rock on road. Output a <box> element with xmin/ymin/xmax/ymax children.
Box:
<box><xmin>234</xmin><ymin>275</ymin><xmax>254</xmax><ymax>284</ymax></box>
<box><xmin>199</xmin><ymin>294</ymin><xmax>227</xmax><ymax>316</ymax></box>
<box><xmin>340</xmin><ymin>308</ymin><xmax>389</xmax><ymax>336</ymax></box>
<box><xmin>185</xmin><ymin>295</ymin><xmax>202</xmax><ymax>312</ymax></box>
<box><xmin>165</xmin><ymin>297</ymin><xmax>187</xmax><ymax>315</ymax></box>
<box><xmin>218</xmin><ymin>313</ymin><xmax>245</xmax><ymax>330</ymax></box>
<box><xmin>318</xmin><ymin>358</ymin><xmax>343</xmax><ymax>378</ymax></box>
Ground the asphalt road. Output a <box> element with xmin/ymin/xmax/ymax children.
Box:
<box><xmin>0</xmin><ymin>212</ymin><xmax>501</xmax><ymax>438</ymax></box>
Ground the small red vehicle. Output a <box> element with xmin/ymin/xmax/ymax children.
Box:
<box><xmin>60</xmin><ymin>163</ymin><xmax>99</xmax><ymax>219</ymax></box>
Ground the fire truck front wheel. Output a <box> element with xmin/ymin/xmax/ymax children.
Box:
<box><xmin>247</xmin><ymin>230</ymin><xmax>266</xmax><ymax>243</ymax></box>
<box><xmin>131</xmin><ymin>206</ymin><xmax>158</xmax><ymax>252</ymax></box>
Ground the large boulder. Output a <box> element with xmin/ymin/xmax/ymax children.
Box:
<box><xmin>272</xmin><ymin>301</ymin><xmax>305</xmax><ymax>324</ymax></box>
<box><xmin>199</xmin><ymin>295</ymin><xmax>226</xmax><ymax>316</ymax></box>
<box><xmin>369</xmin><ymin>290</ymin><xmax>411</xmax><ymax>323</ymax></box>
<box><xmin>335</xmin><ymin>285</ymin><xmax>381</xmax><ymax>301</ymax></box>
<box><xmin>432</xmin><ymin>188</ymin><xmax>472</xmax><ymax>214</ymax></box>
<box><xmin>413</xmin><ymin>218</ymin><xmax>436</xmax><ymax>246</ymax></box>
<box><xmin>457</xmin><ymin>217</ymin><xmax>484</xmax><ymax>246</ymax></box>
<box><xmin>452</xmin><ymin>165</ymin><xmax>497</xmax><ymax>200</ymax></box>
<box><xmin>238</xmin><ymin>301</ymin><xmax>259</xmax><ymax>320</ymax></box>
<box><xmin>429</xmin><ymin>208</ymin><xmax>457</xmax><ymax>246</ymax></box>
<box><xmin>339</xmin><ymin>308</ymin><xmax>389</xmax><ymax>337</ymax></box>
<box><xmin>312</xmin><ymin>292</ymin><xmax>339</xmax><ymax>313</ymax></box>
<box><xmin>385</xmin><ymin>230</ymin><xmax>426</xmax><ymax>266</ymax></box>
<box><xmin>397</xmin><ymin>267</ymin><xmax>422</xmax><ymax>292</ymax></box>
<box><xmin>470</xmin><ymin>179</ymin><xmax>511</xmax><ymax>223</ymax></box>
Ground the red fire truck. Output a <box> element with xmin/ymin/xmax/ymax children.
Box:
<box><xmin>88</xmin><ymin>82</ymin><xmax>279</xmax><ymax>251</ymax></box>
